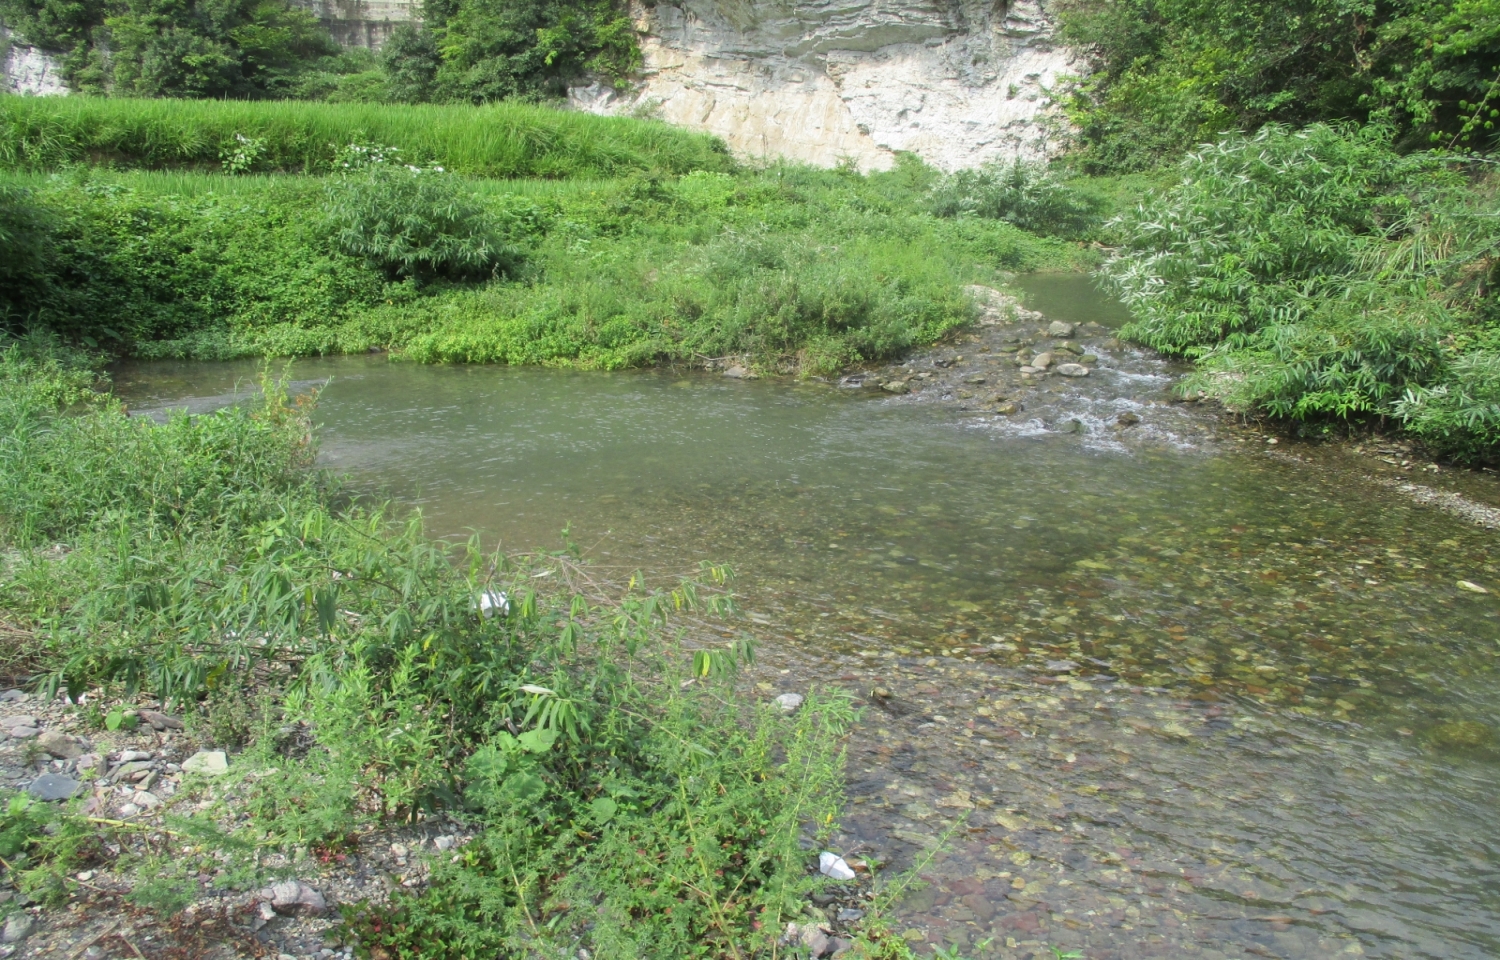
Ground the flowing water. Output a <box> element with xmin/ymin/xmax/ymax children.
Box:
<box><xmin>115</xmin><ymin>277</ymin><xmax>1500</xmax><ymax>960</ymax></box>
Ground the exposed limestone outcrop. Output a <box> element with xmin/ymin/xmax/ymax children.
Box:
<box><xmin>2</xmin><ymin>28</ymin><xmax>68</xmax><ymax>95</ymax></box>
<box><xmin>293</xmin><ymin>0</ymin><xmax>415</xmax><ymax>49</ymax></box>
<box><xmin>570</xmin><ymin>0</ymin><xmax>1075</xmax><ymax>170</ymax></box>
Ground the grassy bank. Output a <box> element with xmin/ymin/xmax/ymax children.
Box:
<box><xmin>0</xmin><ymin>349</ymin><xmax>863</xmax><ymax>956</ymax></box>
<box><xmin>0</xmin><ymin>96</ymin><xmax>732</xmax><ymax>178</ymax></box>
<box><xmin>1</xmin><ymin>159</ymin><xmax>1079</xmax><ymax>375</ymax></box>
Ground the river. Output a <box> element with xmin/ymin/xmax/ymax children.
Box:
<box><xmin>114</xmin><ymin>276</ymin><xmax>1500</xmax><ymax>960</ymax></box>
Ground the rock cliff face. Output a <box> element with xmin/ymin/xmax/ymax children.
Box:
<box><xmin>2</xmin><ymin>28</ymin><xmax>68</xmax><ymax>95</ymax></box>
<box><xmin>570</xmin><ymin>0</ymin><xmax>1074</xmax><ymax>171</ymax></box>
<box><xmin>294</xmin><ymin>0</ymin><xmax>415</xmax><ymax>49</ymax></box>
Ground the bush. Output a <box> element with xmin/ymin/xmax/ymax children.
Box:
<box><xmin>1102</xmin><ymin>123</ymin><xmax>1500</xmax><ymax>460</ymax></box>
<box><xmin>1055</xmin><ymin>0</ymin><xmax>1500</xmax><ymax>172</ymax></box>
<box><xmin>326</xmin><ymin>166</ymin><xmax>521</xmax><ymax>281</ymax></box>
<box><xmin>928</xmin><ymin>160</ymin><xmax>1103</xmax><ymax>238</ymax></box>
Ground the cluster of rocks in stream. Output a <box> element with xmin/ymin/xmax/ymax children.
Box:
<box><xmin>827</xmin><ymin>286</ymin><xmax>1170</xmax><ymax>434</ymax></box>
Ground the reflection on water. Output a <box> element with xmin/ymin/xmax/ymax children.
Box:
<box><xmin>114</xmin><ymin>279</ymin><xmax>1500</xmax><ymax>960</ymax></box>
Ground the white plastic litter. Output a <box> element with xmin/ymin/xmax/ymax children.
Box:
<box><xmin>477</xmin><ymin>590</ymin><xmax>510</xmax><ymax>618</ymax></box>
<box><xmin>819</xmin><ymin>851</ymin><xmax>856</xmax><ymax>881</ymax></box>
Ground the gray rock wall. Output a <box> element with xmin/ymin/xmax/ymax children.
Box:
<box><xmin>2</xmin><ymin>27</ymin><xmax>68</xmax><ymax>95</ymax></box>
<box><xmin>569</xmin><ymin>0</ymin><xmax>1075</xmax><ymax>171</ymax></box>
<box><xmin>292</xmin><ymin>0</ymin><xmax>416</xmax><ymax>49</ymax></box>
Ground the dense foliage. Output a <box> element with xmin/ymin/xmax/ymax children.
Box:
<box><xmin>1102</xmin><ymin>124</ymin><xmax>1500</xmax><ymax>460</ymax></box>
<box><xmin>0</xmin><ymin>0</ymin><xmax>640</xmax><ymax>103</ymax></box>
<box><xmin>0</xmin><ymin>350</ymin><xmax>852</xmax><ymax>954</ymax></box>
<box><xmin>1057</xmin><ymin>0</ymin><xmax>1500</xmax><ymax>171</ymax></box>
<box><xmin>0</xmin><ymin>154</ymin><xmax>1075</xmax><ymax>373</ymax></box>
<box><xmin>0</xmin><ymin>95</ymin><xmax>733</xmax><ymax>178</ymax></box>
<box><xmin>0</xmin><ymin>0</ymin><xmax>350</xmax><ymax>98</ymax></box>
<box><xmin>928</xmin><ymin>159</ymin><xmax>1103</xmax><ymax>239</ymax></box>
<box><xmin>380</xmin><ymin>0</ymin><xmax>639</xmax><ymax>105</ymax></box>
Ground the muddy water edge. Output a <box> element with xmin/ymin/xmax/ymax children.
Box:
<box><xmin>113</xmin><ymin>276</ymin><xmax>1500</xmax><ymax>960</ymax></box>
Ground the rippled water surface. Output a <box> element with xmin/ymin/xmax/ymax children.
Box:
<box><xmin>115</xmin><ymin>278</ymin><xmax>1500</xmax><ymax>960</ymax></box>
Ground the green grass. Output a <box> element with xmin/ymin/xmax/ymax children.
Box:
<box><xmin>3</xmin><ymin>162</ymin><xmax>1080</xmax><ymax>374</ymax></box>
<box><xmin>0</xmin><ymin>95</ymin><xmax>734</xmax><ymax>179</ymax></box>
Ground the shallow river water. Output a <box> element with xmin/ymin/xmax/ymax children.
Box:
<box><xmin>116</xmin><ymin>278</ymin><xmax>1500</xmax><ymax>960</ymax></box>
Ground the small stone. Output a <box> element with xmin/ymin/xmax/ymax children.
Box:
<box><xmin>993</xmin><ymin>401</ymin><xmax>1022</xmax><ymax>416</ymax></box>
<box><xmin>116</xmin><ymin>750</ymin><xmax>151</xmax><ymax>763</ymax></box>
<box><xmin>1032</xmin><ymin>352</ymin><xmax>1055</xmax><ymax>369</ymax></box>
<box><xmin>800</xmin><ymin>924</ymin><xmax>832</xmax><ymax>957</ymax></box>
<box><xmin>257</xmin><ymin>901</ymin><xmax>277</xmax><ymax>922</ymax></box>
<box><xmin>390</xmin><ymin>843</ymin><xmax>409</xmax><ymax>860</ymax></box>
<box><xmin>259</xmin><ymin>880</ymin><xmax>327</xmax><ymax>916</ymax></box>
<box><xmin>723</xmin><ymin>365</ymin><xmax>750</xmax><ymax>379</ymax></box>
<box><xmin>1046</xmin><ymin>660</ymin><xmax>1078</xmax><ymax>673</ymax></box>
<box><xmin>961</xmin><ymin>375</ymin><xmax>986</xmax><ymax>385</ymax></box>
<box><xmin>1116</xmin><ymin>412</ymin><xmax>1141</xmax><ymax>427</ymax></box>
<box><xmin>1047</xmin><ymin>321</ymin><xmax>1076</xmax><ymax>337</ymax></box>
<box><xmin>774</xmin><ymin>693</ymin><xmax>804</xmax><ymax>713</ymax></box>
<box><xmin>0</xmin><ymin>690</ymin><xmax>26</xmax><ymax>702</ymax></box>
<box><xmin>74</xmin><ymin>754</ymin><xmax>103</xmax><ymax>777</ymax></box>
<box><xmin>139</xmin><ymin>710</ymin><xmax>184</xmax><ymax>731</ymax></box>
<box><xmin>3</xmin><ymin>716</ymin><xmax>38</xmax><ymax>729</ymax></box>
<box><xmin>117</xmin><ymin>803</ymin><xmax>141</xmax><ymax>817</ymax></box>
<box><xmin>112</xmin><ymin>761</ymin><xmax>152</xmax><ymax>779</ymax></box>
<box><xmin>2</xmin><ymin>913</ymin><xmax>33</xmax><ymax>944</ymax></box>
<box><xmin>1056</xmin><ymin>363</ymin><xmax>1090</xmax><ymax>377</ymax></box>
<box><xmin>182</xmin><ymin>750</ymin><xmax>229</xmax><ymax>776</ymax></box>
<box><xmin>7</xmin><ymin>726</ymin><xmax>39</xmax><ymax>740</ymax></box>
<box><xmin>134</xmin><ymin>791</ymin><xmax>161</xmax><ymax>809</ymax></box>
<box><xmin>829</xmin><ymin>937</ymin><xmax>853</xmax><ymax>957</ymax></box>
<box><xmin>434</xmin><ymin>835</ymin><xmax>455</xmax><ymax>851</ymax></box>
<box><xmin>1430</xmin><ymin>720</ymin><xmax>1495</xmax><ymax>752</ymax></box>
<box><xmin>1457</xmin><ymin>580</ymin><xmax>1489</xmax><ymax>594</ymax></box>
<box><xmin>26</xmin><ymin>774</ymin><xmax>82</xmax><ymax>801</ymax></box>
<box><xmin>881</xmin><ymin>380</ymin><xmax>910</xmax><ymax>395</ymax></box>
<box><xmin>837</xmin><ymin>908</ymin><xmax>865</xmax><ymax>922</ymax></box>
<box><xmin>818</xmin><ymin>851</ymin><xmax>857</xmax><ymax>880</ymax></box>
<box><xmin>34</xmin><ymin>731</ymin><xmax>80</xmax><ymax>760</ymax></box>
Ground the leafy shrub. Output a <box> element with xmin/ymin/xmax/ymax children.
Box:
<box><xmin>325</xmin><ymin>167</ymin><xmax>520</xmax><ymax>281</ymax></box>
<box><xmin>1056</xmin><ymin>0</ymin><xmax>1500</xmax><ymax>172</ymax></box>
<box><xmin>1103</xmin><ymin>123</ymin><xmax>1500</xmax><ymax>459</ymax></box>
<box><xmin>929</xmin><ymin>160</ymin><xmax>1103</xmax><ymax>238</ymax></box>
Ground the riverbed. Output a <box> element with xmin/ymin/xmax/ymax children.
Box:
<box><xmin>114</xmin><ymin>277</ymin><xmax>1500</xmax><ymax>960</ymax></box>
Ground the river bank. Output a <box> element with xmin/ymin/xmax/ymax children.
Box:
<box><xmin>94</xmin><ymin>275</ymin><xmax>1500</xmax><ymax>960</ymax></box>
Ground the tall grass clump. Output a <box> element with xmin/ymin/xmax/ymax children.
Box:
<box><xmin>1102</xmin><ymin>123</ymin><xmax>1500</xmax><ymax>460</ymax></box>
<box><xmin>0</xmin><ymin>349</ymin><xmax>853</xmax><ymax>955</ymax></box>
<box><xmin>0</xmin><ymin>95</ymin><xmax>733</xmax><ymax>178</ymax></box>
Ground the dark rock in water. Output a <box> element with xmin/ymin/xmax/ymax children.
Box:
<box><xmin>1429</xmin><ymin>720</ymin><xmax>1495</xmax><ymax>752</ymax></box>
<box><xmin>1056</xmin><ymin>363</ymin><xmax>1090</xmax><ymax>377</ymax></box>
<box><xmin>723</xmin><ymin>365</ymin><xmax>751</xmax><ymax>379</ymax></box>
<box><xmin>1116</xmin><ymin>411</ymin><xmax>1142</xmax><ymax>427</ymax></box>
<box><xmin>881</xmin><ymin>380</ymin><xmax>911</xmax><ymax>394</ymax></box>
<box><xmin>27</xmin><ymin>774</ymin><xmax>83</xmax><ymax>801</ymax></box>
<box><xmin>1046</xmin><ymin>660</ymin><xmax>1079</xmax><ymax>673</ymax></box>
<box><xmin>993</xmin><ymin>402</ymin><xmax>1022</xmax><ymax>416</ymax></box>
<box><xmin>1061</xmin><ymin>418</ymin><xmax>1085</xmax><ymax>433</ymax></box>
<box><xmin>1048</xmin><ymin>321</ymin><xmax>1076</xmax><ymax>337</ymax></box>
<box><xmin>962</xmin><ymin>375</ymin><xmax>987</xmax><ymax>385</ymax></box>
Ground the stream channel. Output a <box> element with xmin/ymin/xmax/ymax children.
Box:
<box><xmin>115</xmin><ymin>277</ymin><xmax>1500</xmax><ymax>960</ymax></box>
